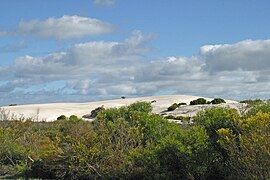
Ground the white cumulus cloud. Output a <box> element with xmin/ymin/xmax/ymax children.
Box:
<box><xmin>1</xmin><ymin>37</ymin><xmax>270</xmax><ymax>105</ymax></box>
<box><xmin>201</xmin><ymin>39</ymin><xmax>270</xmax><ymax>72</ymax></box>
<box><xmin>9</xmin><ymin>15</ymin><xmax>113</xmax><ymax>39</ymax></box>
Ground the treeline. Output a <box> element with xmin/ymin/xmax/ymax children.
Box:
<box><xmin>0</xmin><ymin>101</ymin><xmax>270</xmax><ymax>179</ymax></box>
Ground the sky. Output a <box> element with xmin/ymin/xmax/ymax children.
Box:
<box><xmin>1</xmin><ymin>0</ymin><xmax>270</xmax><ymax>105</ymax></box>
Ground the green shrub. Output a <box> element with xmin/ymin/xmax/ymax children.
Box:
<box><xmin>90</xmin><ymin>105</ymin><xmax>105</xmax><ymax>118</ymax></box>
<box><xmin>193</xmin><ymin>107</ymin><xmax>240</xmax><ymax>178</ymax></box>
<box><xmin>194</xmin><ymin>107</ymin><xmax>239</xmax><ymax>142</ymax></box>
<box><xmin>178</xmin><ymin>102</ymin><xmax>187</xmax><ymax>106</ymax></box>
<box><xmin>240</xmin><ymin>99</ymin><xmax>263</xmax><ymax>105</ymax></box>
<box><xmin>69</xmin><ymin>115</ymin><xmax>79</xmax><ymax>121</ymax></box>
<box><xmin>0</xmin><ymin>127</ymin><xmax>26</xmax><ymax>169</ymax></box>
<box><xmin>165</xmin><ymin>115</ymin><xmax>185</xmax><ymax>120</ymax></box>
<box><xmin>190</xmin><ymin>98</ymin><xmax>207</xmax><ymax>105</ymax></box>
<box><xmin>174</xmin><ymin>116</ymin><xmax>184</xmax><ymax>120</ymax></box>
<box><xmin>165</xmin><ymin>115</ymin><xmax>176</xmax><ymax>119</ymax></box>
<box><xmin>97</xmin><ymin>102</ymin><xmax>152</xmax><ymax>125</ymax></box>
<box><xmin>217</xmin><ymin>112</ymin><xmax>270</xmax><ymax>179</ymax></box>
<box><xmin>128</xmin><ymin>101</ymin><xmax>152</xmax><ymax>114</ymax></box>
<box><xmin>57</xmin><ymin>115</ymin><xmax>67</xmax><ymax>120</ymax></box>
<box><xmin>168</xmin><ymin>103</ymin><xmax>179</xmax><ymax>111</ymax></box>
<box><xmin>2</xmin><ymin>101</ymin><xmax>270</xmax><ymax>179</ymax></box>
<box><xmin>211</xmin><ymin>98</ymin><xmax>226</xmax><ymax>104</ymax></box>
<box><xmin>247</xmin><ymin>102</ymin><xmax>270</xmax><ymax>116</ymax></box>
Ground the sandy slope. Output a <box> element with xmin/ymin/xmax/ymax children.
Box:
<box><xmin>1</xmin><ymin>95</ymin><xmax>238</xmax><ymax>121</ymax></box>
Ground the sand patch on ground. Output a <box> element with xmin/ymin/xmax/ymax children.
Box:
<box><xmin>1</xmin><ymin>95</ymin><xmax>239</xmax><ymax>121</ymax></box>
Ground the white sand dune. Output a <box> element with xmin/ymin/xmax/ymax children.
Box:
<box><xmin>1</xmin><ymin>95</ymin><xmax>238</xmax><ymax>121</ymax></box>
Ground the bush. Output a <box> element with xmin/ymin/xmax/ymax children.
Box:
<box><xmin>57</xmin><ymin>115</ymin><xmax>67</xmax><ymax>120</ymax></box>
<box><xmin>165</xmin><ymin>115</ymin><xmax>186</xmax><ymax>121</ymax></box>
<box><xmin>247</xmin><ymin>101</ymin><xmax>270</xmax><ymax>116</ymax></box>
<box><xmin>168</xmin><ymin>103</ymin><xmax>179</xmax><ymax>111</ymax></box>
<box><xmin>1</xmin><ymin>101</ymin><xmax>270</xmax><ymax>179</ymax></box>
<box><xmin>90</xmin><ymin>105</ymin><xmax>105</xmax><ymax>118</ymax></box>
<box><xmin>128</xmin><ymin>101</ymin><xmax>152</xmax><ymax>114</ymax></box>
<box><xmin>240</xmin><ymin>99</ymin><xmax>263</xmax><ymax>105</ymax></box>
<box><xmin>167</xmin><ymin>102</ymin><xmax>187</xmax><ymax>111</ymax></box>
<box><xmin>69</xmin><ymin>115</ymin><xmax>79</xmax><ymax>121</ymax></box>
<box><xmin>217</xmin><ymin>112</ymin><xmax>270</xmax><ymax>179</ymax></box>
<box><xmin>164</xmin><ymin>115</ymin><xmax>176</xmax><ymax>119</ymax></box>
<box><xmin>190</xmin><ymin>98</ymin><xmax>207</xmax><ymax>105</ymax></box>
<box><xmin>193</xmin><ymin>107</ymin><xmax>240</xmax><ymax>178</ymax></box>
<box><xmin>194</xmin><ymin>107</ymin><xmax>239</xmax><ymax>143</ymax></box>
<box><xmin>211</xmin><ymin>98</ymin><xmax>226</xmax><ymax>104</ymax></box>
<box><xmin>178</xmin><ymin>102</ymin><xmax>187</xmax><ymax>106</ymax></box>
<box><xmin>97</xmin><ymin>102</ymin><xmax>152</xmax><ymax>124</ymax></box>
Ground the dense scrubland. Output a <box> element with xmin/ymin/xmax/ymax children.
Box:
<box><xmin>0</xmin><ymin>100</ymin><xmax>270</xmax><ymax>179</ymax></box>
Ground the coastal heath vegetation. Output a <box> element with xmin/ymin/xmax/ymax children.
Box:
<box><xmin>0</xmin><ymin>101</ymin><xmax>270</xmax><ymax>179</ymax></box>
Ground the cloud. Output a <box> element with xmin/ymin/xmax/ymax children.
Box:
<box><xmin>1</xmin><ymin>36</ymin><xmax>270</xmax><ymax>105</ymax></box>
<box><xmin>0</xmin><ymin>30</ymin><xmax>149</xmax><ymax>96</ymax></box>
<box><xmin>10</xmin><ymin>30</ymin><xmax>149</xmax><ymax>79</ymax></box>
<box><xmin>5</xmin><ymin>15</ymin><xmax>113</xmax><ymax>39</ymax></box>
<box><xmin>201</xmin><ymin>39</ymin><xmax>270</xmax><ymax>72</ymax></box>
<box><xmin>93</xmin><ymin>0</ymin><xmax>116</xmax><ymax>6</ymax></box>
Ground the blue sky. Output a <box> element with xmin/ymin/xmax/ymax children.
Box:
<box><xmin>1</xmin><ymin>0</ymin><xmax>270</xmax><ymax>105</ymax></box>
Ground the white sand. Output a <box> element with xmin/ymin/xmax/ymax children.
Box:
<box><xmin>1</xmin><ymin>95</ymin><xmax>238</xmax><ymax>121</ymax></box>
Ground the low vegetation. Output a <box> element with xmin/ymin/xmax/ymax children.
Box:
<box><xmin>167</xmin><ymin>103</ymin><xmax>179</xmax><ymax>111</ymax></box>
<box><xmin>0</xmin><ymin>101</ymin><xmax>270</xmax><ymax>179</ymax></box>
<box><xmin>57</xmin><ymin>114</ymin><xmax>67</xmax><ymax>120</ymax></box>
<box><xmin>178</xmin><ymin>102</ymin><xmax>187</xmax><ymax>106</ymax></box>
<box><xmin>165</xmin><ymin>115</ymin><xmax>190</xmax><ymax>122</ymax></box>
<box><xmin>190</xmin><ymin>97</ymin><xmax>226</xmax><ymax>105</ymax></box>
<box><xmin>190</xmin><ymin>98</ymin><xmax>207</xmax><ymax>105</ymax></box>
<box><xmin>90</xmin><ymin>105</ymin><xmax>105</xmax><ymax>118</ymax></box>
<box><xmin>167</xmin><ymin>102</ymin><xmax>187</xmax><ymax>111</ymax></box>
<box><xmin>240</xmin><ymin>99</ymin><xmax>263</xmax><ymax>105</ymax></box>
<box><xmin>210</xmin><ymin>98</ymin><xmax>226</xmax><ymax>104</ymax></box>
